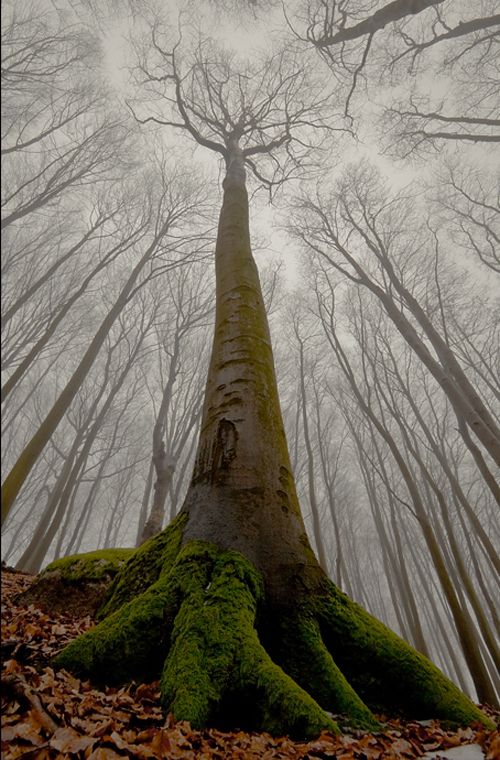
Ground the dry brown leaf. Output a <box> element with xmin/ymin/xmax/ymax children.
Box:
<box><xmin>150</xmin><ymin>728</ymin><xmax>173</xmax><ymax>754</ymax></box>
<box><xmin>3</xmin><ymin>659</ymin><xmax>21</xmax><ymax>675</ymax></box>
<box><xmin>87</xmin><ymin>748</ymin><xmax>124</xmax><ymax>759</ymax></box>
<box><xmin>49</xmin><ymin>725</ymin><xmax>96</xmax><ymax>753</ymax></box>
<box><xmin>2</xmin><ymin>571</ymin><xmax>499</xmax><ymax>760</ymax></box>
<box><xmin>1</xmin><ymin>720</ymin><xmax>45</xmax><ymax>746</ymax></box>
<box><xmin>389</xmin><ymin>737</ymin><xmax>417</xmax><ymax>756</ymax></box>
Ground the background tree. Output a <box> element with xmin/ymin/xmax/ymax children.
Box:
<box><xmin>1</xmin><ymin>159</ymin><xmax>210</xmax><ymax>523</ymax></box>
<box><xmin>138</xmin><ymin>263</ymin><xmax>212</xmax><ymax>544</ymax></box>
<box><xmin>292</xmin><ymin>0</ymin><xmax>500</xmax><ymax>145</ymax></box>
<box><xmin>290</xmin><ymin>163</ymin><xmax>500</xmax><ymax>469</ymax></box>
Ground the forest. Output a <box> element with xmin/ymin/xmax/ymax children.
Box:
<box><xmin>1</xmin><ymin>0</ymin><xmax>499</xmax><ymax>757</ymax></box>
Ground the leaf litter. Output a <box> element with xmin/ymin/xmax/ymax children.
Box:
<box><xmin>1</xmin><ymin>568</ymin><xmax>498</xmax><ymax>759</ymax></box>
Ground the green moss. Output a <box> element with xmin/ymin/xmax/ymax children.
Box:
<box><xmin>160</xmin><ymin>541</ymin><xmax>338</xmax><ymax>738</ymax></box>
<box><xmin>55</xmin><ymin>570</ymin><xmax>178</xmax><ymax>683</ymax></box>
<box><xmin>267</xmin><ymin>609</ymin><xmax>379</xmax><ymax>731</ymax></box>
<box><xmin>98</xmin><ymin>512</ymin><xmax>187</xmax><ymax>619</ymax></box>
<box><xmin>317</xmin><ymin>578</ymin><xmax>494</xmax><ymax>729</ymax></box>
<box><xmin>43</xmin><ymin>548</ymin><xmax>134</xmax><ymax>582</ymax></box>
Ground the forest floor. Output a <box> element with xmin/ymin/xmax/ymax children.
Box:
<box><xmin>1</xmin><ymin>568</ymin><xmax>498</xmax><ymax>760</ymax></box>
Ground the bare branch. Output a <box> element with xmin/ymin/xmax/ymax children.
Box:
<box><xmin>310</xmin><ymin>0</ymin><xmax>444</xmax><ymax>47</ymax></box>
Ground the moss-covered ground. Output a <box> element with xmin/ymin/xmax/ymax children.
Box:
<box><xmin>52</xmin><ymin>527</ymin><xmax>494</xmax><ymax>739</ymax></box>
<box><xmin>15</xmin><ymin>547</ymin><xmax>137</xmax><ymax>617</ymax></box>
<box><xmin>44</xmin><ymin>547</ymin><xmax>134</xmax><ymax>583</ymax></box>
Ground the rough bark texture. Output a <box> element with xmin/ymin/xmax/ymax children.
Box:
<box><xmin>53</xmin><ymin>155</ymin><xmax>494</xmax><ymax>737</ymax></box>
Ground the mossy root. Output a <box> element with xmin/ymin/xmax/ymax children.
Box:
<box><xmin>54</xmin><ymin>540</ymin><xmax>494</xmax><ymax>737</ymax></box>
<box><xmin>318</xmin><ymin>579</ymin><xmax>495</xmax><ymax>729</ymax></box>
<box><xmin>160</xmin><ymin>545</ymin><xmax>339</xmax><ymax>737</ymax></box>
<box><xmin>55</xmin><ymin>541</ymin><xmax>339</xmax><ymax>738</ymax></box>
<box><xmin>55</xmin><ymin>574</ymin><xmax>177</xmax><ymax>684</ymax></box>
<box><xmin>270</xmin><ymin>611</ymin><xmax>380</xmax><ymax>730</ymax></box>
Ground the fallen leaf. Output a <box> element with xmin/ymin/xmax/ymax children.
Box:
<box><xmin>49</xmin><ymin>725</ymin><xmax>96</xmax><ymax>753</ymax></box>
<box><xmin>486</xmin><ymin>732</ymin><xmax>500</xmax><ymax>760</ymax></box>
<box><xmin>1</xmin><ymin>720</ymin><xmax>44</xmax><ymax>746</ymax></box>
<box><xmin>88</xmin><ymin>748</ymin><xmax>124</xmax><ymax>759</ymax></box>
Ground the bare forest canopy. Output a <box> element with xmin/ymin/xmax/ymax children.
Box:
<box><xmin>1</xmin><ymin>0</ymin><xmax>499</xmax><ymax>713</ymax></box>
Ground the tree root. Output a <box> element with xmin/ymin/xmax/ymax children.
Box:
<box><xmin>159</xmin><ymin>544</ymin><xmax>338</xmax><ymax>737</ymax></box>
<box><xmin>54</xmin><ymin>539</ymin><xmax>494</xmax><ymax>738</ymax></box>
<box><xmin>316</xmin><ymin>579</ymin><xmax>493</xmax><ymax>727</ymax></box>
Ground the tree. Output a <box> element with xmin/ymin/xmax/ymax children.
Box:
<box><xmin>1</xmin><ymin>189</ymin><xmax>147</xmax><ymax>403</ymax></box>
<box><xmin>52</xmin><ymin>30</ymin><xmax>491</xmax><ymax>737</ymax></box>
<box><xmin>1</xmin><ymin>161</ymin><xmax>208</xmax><ymax>524</ymax></box>
<box><xmin>432</xmin><ymin>162</ymin><xmax>500</xmax><ymax>273</ymax></box>
<box><xmin>138</xmin><ymin>263</ymin><xmax>212</xmax><ymax>544</ymax></box>
<box><xmin>290</xmin><ymin>163</ymin><xmax>500</xmax><ymax>470</ymax></box>
<box><xmin>15</xmin><ymin>301</ymin><xmax>157</xmax><ymax>573</ymax></box>
<box><xmin>310</xmin><ymin>275</ymin><xmax>498</xmax><ymax>705</ymax></box>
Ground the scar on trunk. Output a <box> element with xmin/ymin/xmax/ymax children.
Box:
<box><xmin>211</xmin><ymin>418</ymin><xmax>237</xmax><ymax>480</ymax></box>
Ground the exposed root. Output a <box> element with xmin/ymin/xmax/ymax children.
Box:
<box><xmin>54</xmin><ymin>538</ymin><xmax>494</xmax><ymax>738</ymax></box>
<box><xmin>160</xmin><ymin>544</ymin><xmax>338</xmax><ymax>737</ymax></box>
<box><xmin>317</xmin><ymin>578</ymin><xmax>493</xmax><ymax>728</ymax></box>
<box><xmin>268</xmin><ymin>610</ymin><xmax>380</xmax><ymax>730</ymax></box>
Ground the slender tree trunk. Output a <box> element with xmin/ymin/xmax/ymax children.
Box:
<box><xmin>140</xmin><ymin>445</ymin><xmax>175</xmax><ymax>543</ymax></box>
<box><xmin>314</xmin><ymin>421</ymin><xmax>351</xmax><ymax>593</ymax></box>
<box><xmin>135</xmin><ymin>461</ymin><xmax>154</xmax><ymax>546</ymax></box>
<box><xmin>1</xmin><ymin>213</ymin><xmax>112</xmax><ymax>325</ymax></box>
<box><xmin>1</xmin><ymin>231</ymin><xmax>163</xmax><ymax>524</ymax></box>
<box><xmin>407</xmin><ymin>535</ymin><xmax>470</xmax><ymax>694</ymax></box>
<box><xmin>386</xmin><ymin>355</ymin><xmax>500</xmax><ymax>566</ymax></box>
<box><xmin>374</xmin><ymin>367</ymin><xmax>500</xmax><ymax>674</ymax></box>
<box><xmin>326</xmin><ymin>328</ymin><xmax>498</xmax><ymax>706</ymax></box>
<box><xmin>347</xmin><ymin>414</ymin><xmax>429</xmax><ymax>654</ymax></box>
<box><xmin>296</xmin><ymin>337</ymin><xmax>329</xmax><ymax>573</ymax></box>
<box><xmin>140</xmin><ymin>336</ymin><xmax>181</xmax><ymax>544</ymax></box>
<box><xmin>1</xmin><ymin>231</ymin><xmax>139</xmax><ymax>403</ymax></box>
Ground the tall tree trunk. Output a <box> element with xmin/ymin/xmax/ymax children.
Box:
<box><xmin>296</xmin><ymin>337</ymin><xmax>329</xmax><ymax>573</ymax></box>
<box><xmin>140</xmin><ymin>443</ymin><xmax>175</xmax><ymax>543</ymax></box>
<box><xmin>140</xmin><ymin>335</ymin><xmax>181</xmax><ymax>544</ymax></box>
<box><xmin>179</xmin><ymin>152</ymin><xmax>315</xmax><ymax>599</ymax></box>
<box><xmin>135</xmin><ymin>461</ymin><xmax>154</xmax><ymax>546</ymax></box>
<box><xmin>54</xmin><ymin>150</ymin><xmax>493</xmax><ymax>736</ymax></box>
